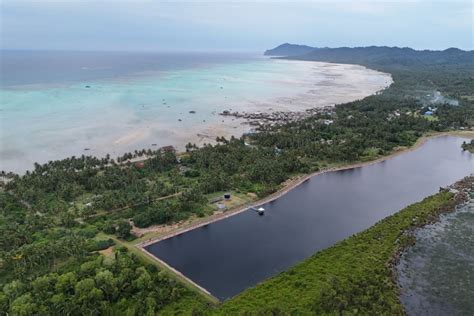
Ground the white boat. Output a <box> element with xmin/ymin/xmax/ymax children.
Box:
<box><xmin>250</xmin><ymin>207</ymin><xmax>265</xmax><ymax>215</ymax></box>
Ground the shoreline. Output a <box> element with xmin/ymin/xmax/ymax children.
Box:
<box><xmin>2</xmin><ymin>60</ymin><xmax>391</xmax><ymax>175</ymax></box>
<box><xmin>137</xmin><ymin>131</ymin><xmax>474</xmax><ymax>249</ymax></box>
<box><xmin>140</xmin><ymin>247</ymin><xmax>215</xmax><ymax>297</ymax></box>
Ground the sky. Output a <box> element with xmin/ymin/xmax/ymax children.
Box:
<box><xmin>0</xmin><ymin>0</ymin><xmax>472</xmax><ymax>51</ymax></box>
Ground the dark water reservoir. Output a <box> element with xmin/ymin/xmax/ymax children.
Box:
<box><xmin>145</xmin><ymin>136</ymin><xmax>473</xmax><ymax>300</ymax></box>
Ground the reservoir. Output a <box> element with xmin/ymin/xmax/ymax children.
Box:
<box><xmin>144</xmin><ymin>136</ymin><xmax>473</xmax><ymax>300</ymax></box>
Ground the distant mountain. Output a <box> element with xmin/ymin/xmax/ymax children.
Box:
<box><xmin>297</xmin><ymin>46</ymin><xmax>473</xmax><ymax>67</ymax></box>
<box><xmin>266</xmin><ymin>44</ymin><xmax>474</xmax><ymax>69</ymax></box>
<box><xmin>264</xmin><ymin>43</ymin><xmax>316</xmax><ymax>56</ymax></box>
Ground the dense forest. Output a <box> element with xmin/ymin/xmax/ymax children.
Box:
<box><xmin>1</xmin><ymin>46</ymin><xmax>473</xmax><ymax>314</ymax></box>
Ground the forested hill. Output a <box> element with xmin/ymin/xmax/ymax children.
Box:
<box><xmin>266</xmin><ymin>44</ymin><xmax>473</xmax><ymax>68</ymax></box>
<box><xmin>263</xmin><ymin>43</ymin><xmax>315</xmax><ymax>56</ymax></box>
<box><xmin>267</xmin><ymin>44</ymin><xmax>474</xmax><ymax>102</ymax></box>
<box><xmin>292</xmin><ymin>46</ymin><xmax>472</xmax><ymax>67</ymax></box>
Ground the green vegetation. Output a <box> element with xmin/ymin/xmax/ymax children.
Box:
<box><xmin>216</xmin><ymin>192</ymin><xmax>457</xmax><ymax>314</ymax></box>
<box><xmin>0</xmin><ymin>247</ymin><xmax>209</xmax><ymax>315</ymax></box>
<box><xmin>462</xmin><ymin>139</ymin><xmax>474</xmax><ymax>153</ymax></box>
<box><xmin>0</xmin><ymin>46</ymin><xmax>473</xmax><ymax>314</ymax></box>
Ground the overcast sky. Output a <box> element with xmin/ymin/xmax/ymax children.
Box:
<box><xmin>1</xmin><ymin>0</ymin><xmax>472</xmax><ymax>51</ymax></box>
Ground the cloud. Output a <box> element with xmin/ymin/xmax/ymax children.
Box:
<box><xmin>1</xmin><ymin>0</ymin><xmax>472</xmax><ymax>51</ymax></box>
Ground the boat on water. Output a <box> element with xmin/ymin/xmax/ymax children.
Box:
<box><xmin>250</xmin><ymin>207</ymin><xmax>265</xmax><ymax>215</ymax></box>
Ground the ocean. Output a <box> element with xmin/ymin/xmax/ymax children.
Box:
<box><xmin>0</xmin><ymin>50</ymin><xmax>391</xmax><ymax>173</ymax></box>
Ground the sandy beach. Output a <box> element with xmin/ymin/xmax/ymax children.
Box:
<box><xmin>1</xmin><ymin>59</ymin><xmax>391</xmax><ymax>174</ymax></box>
<box><xmin>112</xmin><ymin>61</ymin><xmax>393</xmax><ymax>150</ymax></box>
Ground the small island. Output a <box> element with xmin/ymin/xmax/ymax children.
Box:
<box><xmin>462</xmin><ymin>139</ymin><xmax>474</xmax><ymax>153</ymax></box>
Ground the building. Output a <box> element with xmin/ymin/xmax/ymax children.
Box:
<box><xmin>323</xmin><ymin>119</ymin><xmax>334</xmax><ymax>125</ymax></box>
<box><xmin>160</xmin><ymin>145</ymin><xmax>176</xmax><ymax>153</ymax></box>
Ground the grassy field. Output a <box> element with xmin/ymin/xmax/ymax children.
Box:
<box><xmin>423</xmin><ymin>115</ymin><xmax>439</xmax><ymax>122</ymax></box>
<box><xmin>206</xmin><ymin>191</ymin><xmax>255</xmax><ymax>211</ymax></box>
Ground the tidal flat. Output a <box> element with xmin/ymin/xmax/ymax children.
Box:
<box><xmin>397</xmin><ymin>198</ymin><xmax>474</xmax><ymax>315</ymax></box>
<box><xmin>0</xmin><ymin>51</ymin><xmax>391</xmax><ymax>173</ymax></box>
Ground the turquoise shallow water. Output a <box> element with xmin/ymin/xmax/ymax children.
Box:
<box><xmin>0</xmin><ymin>52</ymin><xmax>391</xmax><ymax>173</ymax></box>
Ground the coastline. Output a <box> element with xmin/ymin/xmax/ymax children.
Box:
<box><xmin>2</xmin><ymin>53</ymin><xmax>474</xmax><ymax>315</ymax></box>
<box><xmin>137</xmin><ymin>130</ymin><xmax>474</xmax><ymax>249</ymax></box>
<box><xmin>1</xmin><ymin>59</ymin><xmax>391</xmax><ymax>175</ymax></box>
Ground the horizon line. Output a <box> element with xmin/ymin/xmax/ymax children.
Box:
<box><xmin>1</xmin><ymin>45</ymin><xmax>473</xmax><ymax>53</ymax></box>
